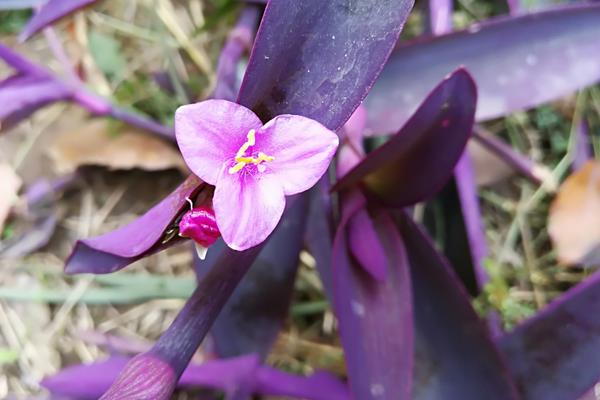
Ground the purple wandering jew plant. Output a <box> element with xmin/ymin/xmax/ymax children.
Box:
<box><xmin>3</xmin><ymin>0</ymin><xmax>600</xmax><ymax>399</ymax></box>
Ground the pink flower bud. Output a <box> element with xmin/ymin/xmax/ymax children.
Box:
<box><xmin>178</xmin><ymin>206</ymin><xmax>220</xmax><ymax>248</ymax></box>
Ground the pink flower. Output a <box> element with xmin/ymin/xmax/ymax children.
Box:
<box><xmin>175</xmin><ymin>100</ymin><xmax>339</xmax><ymax>251</ymax></box>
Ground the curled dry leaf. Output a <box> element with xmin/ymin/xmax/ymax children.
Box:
<box><xmin>549</xmin><ymin>160</ymin><xmax>600</xmax><ymax>266</ymax></box>
<box><xmin>0</xmin><ymin>163</ymin><xmax>21</xmax><ymax>231</ymax></box>
<box><xmin>49</xmin><ymin>120</ymin><xmax>187</xmax><ymax>174</ymax></box>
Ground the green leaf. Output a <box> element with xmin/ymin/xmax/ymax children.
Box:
<box><xmin>0</xmin><ymin>348</ymin><xmax>19</xmax><ymax>365</ymax></box>
<box><xmin>88</xmin><ymin>31</ymin><xmax>126</xmax><ymax>77</ymax></box>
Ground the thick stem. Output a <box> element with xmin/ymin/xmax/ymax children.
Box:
<box><xmin>109</xmin><ymin>106</ymin><xmax>175</xmax><ymax>140</ymax></box>
<box><xmin>150</xmin><ymin>245</ymin><xmax>262</xmax><ymax>376</ymax></box>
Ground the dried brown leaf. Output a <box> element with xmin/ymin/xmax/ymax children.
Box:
<box><xmin>49</xmin><ymin>120</ymin><xmax>187</xmax><ymax>174</ymax></box>
<box><xmin>0</xmin><ymin>164</ymin><xmax>21</xmax><ymax>231</ymax></box>
<box><xmin>548</xmin><ymin>160</ymin><xmax>600</xmax><ymax>265</ymax></box>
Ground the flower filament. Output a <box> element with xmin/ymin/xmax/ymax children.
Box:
<box><xmin>228</xmin><ymin>129</ymin><xmax>274</xmax><ymax>174</ymax></box>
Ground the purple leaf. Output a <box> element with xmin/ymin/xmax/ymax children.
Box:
<box><xmin>42</xmin><ymin>357</ymin><xmax>130</xmax><ymax>399</ymax></box>
<box><xmin>19</xmin><ymin>0</ymin><xmax>99</xmax><ymax>42</ymax></box>
<box><xmin>364</xmin><ymin>4</ymin><xmax>600</xmax><ymax>135</ymax></box>
<box><xmin>333</xmin><ymin>69</ymin><xmax>477</xmax><ymax>208</ymax></box>
<box><xmin>205</xmin><ymin>196</ymin><xmax>308</xmax><ymax>358</ymax></box>
<box><xmin>332</xmin><ymin>198</ymin><xmax>413</xmax><ymax>400</ymax></box>
<box><xmin>237</xmin><ymin>0</ymin><xmax>415</xmax><ymax>130</ymax></box>
<box><xmin>499</xmin><ymin>269</ymin><xmax>600</xmax><ymax>400</ymax></box>
<box><xmin>347</xmin><ymin>205</ymin><xmax>388</xmax><ymax>281</ymax></box>
<box><xmin>43</xmin><ymin>355</ymin><xmax>349</xmax><ymax>400</ymax></box>
<box><xmin>397</xmin><ymin>212</ymin><xmax>519</xmax><ymax>399</ymax></box>
<box><xmin>64</xmin><ymin>175</ymin><xmax>203</xmax><ymax>274</ymax></box>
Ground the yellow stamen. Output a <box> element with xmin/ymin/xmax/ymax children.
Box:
<box><xmin>229</xmin><ymin>161</ymin><xmax>246</xmax><ymax>174</ymax></box>
<box><xmin>228</xmin><ymin>129</ymin><xmax>274</xmax><ymax>174</ymax></box>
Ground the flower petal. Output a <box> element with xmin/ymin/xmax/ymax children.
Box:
<box><xmin>175</xmin><ymin>100</ymin><xmax>263</xmax><ymax>185</ymax></box>
<box><xmin>214</xmin><ymin>169</ymin><xmax>285</xmax><ymax>251</ymax></box>
<box><xmin>258</xmin><ymin>115</ymin><xmax>339</xmax><ymax>195</ymax></box>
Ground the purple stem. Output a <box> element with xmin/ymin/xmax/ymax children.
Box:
<box><xmin>428</xmin><ymin>0</ymin><xmax>453</xmax><ymax>35</ymax></box>
<box><xmin>42</xmin><ymin>23</ymin><xmax>175</xmax><ymax>140</ymax></box>
<box><xmin>212</xmin><ymin>6</ymin><xmax>261</xmax><ymax>101</ymax></box>
<box><xmin>108</xmin><ymin>105</ymin><xmax>174</xmax><ymax>140</ymax></box>
<box><xmin>473</xmin><ymin>126</ymin><xmax>550</xmax><ymax>186</ymax></box>
<box><xmin>150</xmin><ymin>245</ymin><xmax>262</xmax><ymax>377</ymax></box>
<box><xmin>572</xmin><ymin>118</ymin><xmax>592</xmax><ymax>170</ymax></box>
<box><xmin>426</xmin><ymin>4</ymin><xmax>499</xmax><ymax>333</ymax></box>
<box><xmin>25</xmin><ymin>172</ymin><xmax>78</xmax><ymax>208</ymax></box>
<box><xmin>454</xmin><ymin>153</ymin><xmax>504</xmax><ymax>335</ymax></box>
<box><xmin>506</xmin><ymin>0</ymin><xmax>521</xmax><ymax>14</ymax></box>
<box><xmin>454</xmin><ymin>154</ymin><xmax>489</xmax><ymax>289</ymax></box>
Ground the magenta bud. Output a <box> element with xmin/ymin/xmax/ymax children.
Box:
<box><xmin>178</xmin><ymin>206</ymin><xmax>221</xmax><ymax>248</ymax></box>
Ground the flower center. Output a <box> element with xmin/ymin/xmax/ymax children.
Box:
<box><xmin>228</xmin><ymin>129</ymin><xmax>274</xmax><ymax>174</ymax></box>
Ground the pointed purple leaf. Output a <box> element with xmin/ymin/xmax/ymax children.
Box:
<box><xmin>334</xmin><ymin>69</ymin><xmax>476</xmax><ymax>208</ymax></box>
<box><xmin>19</xmin><ymin>0</ymin><xmax>99</xmax><ymax>41</ymax></box>
<box><xmin>332</xmin><ymin>199</ymin><xmax>413</xmax><ymax>400</ymax></box>
<box><xmin>347</xmin><ymin>205</ymin><xmax>388</xmax><ymax>281</ymax></box>
<box><xmin>499</xmin><ymin>269</ymin><xmax>600</xmax><ymax>400</ymax></box>
<box><xmin>205</xmin><ymin>196</ymin><xmax>309</xmax><ymax>359</ymax></box>
<box><xmin>65</xmin><ymin>175</ymin><xmax>203</xmax><ymax>274</ymax></box>
<box><xmin>237</xmin><ymin>0</ymin><xmax>415</xmax><ymax>130</ymax></box>
<box><xmin>365</xmin><ymin>4</ymin><xmax>600</xmax><ymax>134</ymax></box>
<box><xmin>397</xmin><ymin>212</ymin><xmax>519</xmax><ymax>399</ymax></box>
